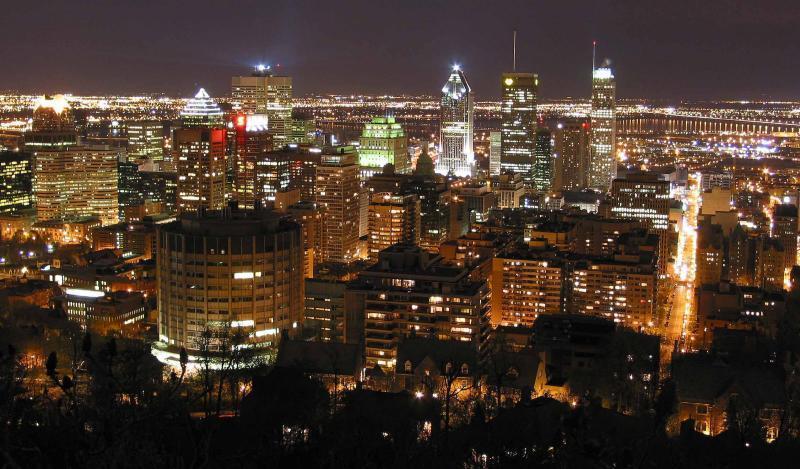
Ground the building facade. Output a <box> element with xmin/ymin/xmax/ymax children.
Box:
<box><xmin>231</xmin><ymin>68</ymin><xmax>293</xmax><ymax>146</ymax></box>
<box><xmin>316</xmin><ymin>148</ymin><xmax>361</xmax><ymax>263</ymax></box>
<box><xmin>587</xmin><ymin>67</ymin><xmax>617</xmax><ymax>192</ymax></box>
<box><xmin>437</xmin><ymin>66</ymin><xmax>474</xmax><ymax>177</ymax></box>
<box><xmin>358</xmin><ymin>117</ymin><xmax>409</xmax><ymax>177</ymax></box>
<box><xmin>500</xmin><ymin>72</ymin><xmax>538</xmax><ymax>186</ymax></box>
<box><xmin>155</xmin><ymin>208</ymin><xmax>304</xmax><ymax>362</ymax></box>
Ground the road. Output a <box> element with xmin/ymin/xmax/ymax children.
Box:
<box><xmin>661</xmin><ymin>173</ymin><xmax>700</xmax><ymax>372</ymax></box>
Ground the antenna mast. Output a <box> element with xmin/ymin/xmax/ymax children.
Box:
<box><xmin>592</xmin><ymin>40</ymin><xmax>597</xmax><ymax>71</ymax></box>
<box><xmin>513</xmin><ymin>30</ymin><xmax>517</xmax><ymax>72</ymax></box>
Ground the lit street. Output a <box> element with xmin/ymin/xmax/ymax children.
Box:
<box><xmin>662</xmin><ymin>173</ymin><xmax>700</xmax><ymax>370</ymax></box>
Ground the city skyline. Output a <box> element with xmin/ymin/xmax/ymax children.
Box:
<box><xmin>2</xmin><ymin>1</ymin><xmax>800</xmax><ymax>100</ymax></box>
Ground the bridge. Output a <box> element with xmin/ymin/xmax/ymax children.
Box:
<box><xmin>617</xmin><ymin>112</ymin><xmax>800</xmax><ymax>137</ymax></box>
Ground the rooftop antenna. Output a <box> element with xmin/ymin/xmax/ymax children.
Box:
<box><xmin>592</xmin><ymin>40</ymin><xmax>597</xmax><ymax>71</ymax></box>
<box><xmin>513</xmin><ymin>30</ymin><xmax>517</xmax><ymax>72</ymax></box>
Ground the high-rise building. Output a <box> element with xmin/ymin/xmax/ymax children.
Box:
<box><xmin>570</xmin><ymin>257</ymin><xmax>657</xmax><ymax>328</ymax></box>
<box><xmin>0</xmin><ymin>151</ymin><xmax>32</xmax><ymax>213</ymax></box>
<box><xmin>772</xmin><ymin>203</ymin><xmax>798</xmax><ymax>272</ymax></box>
<box><xmin>490</xmin><ymin>172</ymin><xmax>525</xmax><ymax>209</ymax></box>
<box><xmin>29</xmin><ymin>97</ymin><xmax>119</xmax><ymax>225</ymax></box>
<box><xmin>180</xmin><ymin>88</ymin><xmax>224</xmax><ymax>129</ymax></box>
<box><xmin>437</xmin><ymin>66</ymin><xmax>474</xmax><ymax>177</ymax></box>
<box><xmin>500</xmin><ymin>72</ymin><xmax>538</xmax><ymax>186</ymax></box>
<box><xmin>24</xmin><ymin>95</ymin><xmax>77</xmax><ymax>150</ymax></box>
<box><xmin>533</xmin><ymin>127</ymin><xmax>553</xmax><ymax>191</ymax></box>
<box><xmin>34</xmin><ymin>146</ymin><xmax>119</xmax><ymax>226</ymax></box>
<box><xmin>231</xmin><ymin>66</ymin><xmax>293</xmax><ymax>146</ymax></box>
<box><xmin>118</xmin><ymin>160</ymin><xmax>143</xmax><ymax>220</ymax></box>
<box><xmin>174</xmin><ymin>128</ymin><xmax>226</xmax><ymax>213</ymax></box>
<box><xmin>755</xmin><ymin>236</ymin><xmax>785</xmax><ymax>292</ymax></box>
<box><xmin>367</xmin><ymin>192</ymin><xmax>421</xmax><ymax>261</ymax></box>
<box><xmin>553</xmin><ymin>118</ymin><xmax>589</xmax><ymax>191</ymax></box>
<box><xmin>174</xmin><ymin>88</ymin><xmax>226</xmax><ymax>213</ymax></box>
<box><xmin>316</xmin><ymin>147</ymin><xmax>361</xmax><ymax>263</ymax></box>
<box><xmin>696</xmin><ymin>221</ymin><xmax>725</xmax><ymax>286</ymax></box>
<box><xmin>488</xmin><ymin>131</ymin><xmax>502</xmax><ymax>176</ymax></box>
<box><xmin>587</xmin><ymin>66</ymin><xmax>617</xmax><ymax>192</ymax></box>
<box><xmin>346</xmin><ymin>244</ymin><xmax>490</xmax><ymax>370</ymax></box>
<box><xmin>154</xmin><ymin>208</ymin><xmax>303</xmax><ymax>362</ymax></box>
<box><xmin>139</xmin><ymin>170</ymin><xmax>177</xmax><ymax>213</ymax></box>
<box><xmin>608</xmin><ymin>172</ymin><xmax>671</xmax><ymax>232</ymax></box>
<box><xmin>491</xmin><ymin>245</ymin><xmax>564</xmax><ymax>327</ymax></box>
<box><xmin>127</xmin><ymin>120</ymin><xmax>163</xmax><ymax>161</ymax></box>
<box><xmin>358</xmin><ymin>117</ymin><xmax>409</xmax><ymax>178</ymax></box>
<box><xmin>230</xmin><ymin>114</ymin><xmax>280</xmax><ymax>208</ymax></box>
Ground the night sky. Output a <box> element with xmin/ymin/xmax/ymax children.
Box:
<box><xmin>2</xmin><ymin>0</ymin><xmax>799</xmax><ymax>100</ymax></box>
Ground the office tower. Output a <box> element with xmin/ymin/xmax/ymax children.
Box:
<box><xmin>587</xmin><ymin>65</ymin><xmax>617</xmax><ymax>192</ymax></box>
<box><xmin>437</xmin><ymin>66</ymin><xmax>474</xmax><ymax>177</ymax></box>
<box><xmin>367</xmin><ymin>192</ymin><xmax>421</xmax><ymax>261</ymax></box>
<box><xmin>409</xmin><ymin>169</ymin><xmax>451</xmax><ymax>253</ymax></box>
<box><xmin>570</xmin><ymin>256</ymin><xmax>657</xmax><ymax>328</ymax></box>
<box><xmin>0</xmin><ymin>151</ymin><xmax>32</xmax><ymax>213</ymax></box>
<box><xmin>155</xmin><ymin>208</ymin><xmax>303</xmax><ymax>361</ymax></box>
<box><xmin>608</xmin><ymin>172</ymin><xmax>670</xmax><ymax>232</ymax></box>
<box><xmin>553</xmin><ymin>118</ymin><xmax>590</xmax><ymax>191</ymax></box>
<box><xmin>139</xmin><ymin>170</ymin><xmax>177</xmax><ymax>213</ymax></box>
<box><xmin>304</xmin><ymin>279</ymin><xmax>347</xmax><ymax>342</ymax></box>
<box><xmin>488</xmin><ymin>131</ymin><xmax>502</xmax><ymax>176</ymax></box>
<box><xmin>358</xmin><ymin>116</ymin><xmax>409</xmax><ymax>178</ymax></box>
<box><xmin>491</xmin><ymin>245</ymin><xmax>564</xmax><ymax>327</ymax></box>
<box><xmin>500</xmin><ymin>72</ymin><xmax>538</xmax><ymax>185</ymax></box>
<box><xmin>174</xmin><ymin>127</ymin><xmax>226</xmax><ymax>213</ymax></box>
<box><xmin>490</xmin><ymin>172</ymin><xmax>525</xmax><ymax>209</ymax></box>
<box><xmin>34</xmin><ymin>146</ymin><xmax>119</xmax><ymax>226</ymax></box>
<box><xmin>533</xmin><ymin>128</ymin><xmax>553</xmax><ymax>191</ymax></box>
<box><xmin>316</xmin><ymin>147</ymin><xmax>361</xmax><ymax>263</ymax></box>
<box><xmin>231</xmin><ymin>66</ymin><xmax>293</xmax><ymax>146</ymax></box>
<box><xmin>180</xmin><ymin>88</ymin><xmax>224</xmax><ymax>129</ymax></box>
<box><xmin>127</xmin><ymin>120</ymin><xmax>163</xmax><ymax>161</ymax></box>
<box><xmin>346</xmin><ymin>244</ymin><xmax>490</xmax><ymax>370</ymax></box>
<box><xmin>29</xmin><ymin>97</ymin><xmax>119</xmax><ymax>225</ymax></box>
<box><xmin>772</xmin><ymin>204</ymin><xmax>798</xmax><ymax>271</ymax></box>
<box><xmin>230</xmin><ymin>114</ymin><xmax>280</xmax><ymax>208</ymax></box>
<box><xmin>118</xmin><ymin>160</ymin><xmax>143</xmax><ymax>220</ymax></box>
<box><xmin>23</xmin><ymin>95</ymin><xmax>78</xmax><ymax>150</ymax></box>
<box><xmin>291</xmin><ymin>118</ymin><xmax>316</xmax><ymax>145</ymax></box>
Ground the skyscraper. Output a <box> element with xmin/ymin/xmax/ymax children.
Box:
<box><xmin>500</xmin><ymin>72</ymin><xmax>538</xmax><ymax>186</ymax></box>
<box><xmin>0</xmin><ymin>151</ymin><xmax>32</xmax><ymax>214</ymax></box>
<box><xmin>230</xmin><ymin>114</ymin><xmax>277</xmax><ymax>208</ymax></box>
<box><xmin>316</xmin><ymin>147</ymin><xmax>361</xmax><ymax>263</ymax></box>
<box><xmin>607</xmin><ymin>172</ymin><xmax>670</xmax><ymax>232</ymax></box>
<box><xmin>553</xmin><ymin>118</ymin><xmax>589</xmax><ymax>191</ymax></box>
<box><xmin>174</xmin><ymin>89</ymin><xmax>226</xmax><ymax>213</ymax></box>
<box><xmin>29</xmin><ymin>96</ymin><xmax>119</xmax><ymax>226</ymax></box>
<box><xmin>127</xmin><ymin>121</ymin><xmax>163</xmax><ymax>161</ymax></box>
<box><xmin>231</xmin><ymin>66</ymin><xmax>293</xmax><ymax>146</ymax></box>
<box><xmin>533</xmin><ymin>127</ymin><xmax>553</xmax><ymax>192</ymax></box>
<box><xmin>488</xmin><ymin>131</ymin><xmax>502</xmax><ymax>176</ymax></box>
<box><xmin>367</xmin><ymin>192</ymin><xmax>421</xmax><ymax>261</ymax></box>
<box><xmin>587</xmin><ymin>63</ymin><xmax>617</xmax><ymax>192</ymax></box>
<box><xmin>358</xmin><ymin>116</ymin><xmax>409</xmax><ymax>178</ymax></box>
<box><xmin>437</xmin><ymin>66</ymin><xmax>473</xmax><ymax>177</ymax></box>
<box><xmin>180</xmin><ymin>88</ymin><xmax>224</xmax><ymax>129</ymax></box>
<box><xmin>154</xmin><ymin>208</ymin><xmax>303</xmax><ymax>362</ymax></box>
